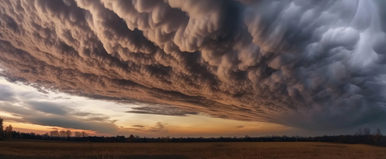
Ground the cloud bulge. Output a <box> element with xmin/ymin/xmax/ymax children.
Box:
<box><xmin>0</xmin><ymin>0</ymin><xmax>385</xmax><ymax>131</ymax></box>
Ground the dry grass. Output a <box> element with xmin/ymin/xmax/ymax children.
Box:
<box><xmin>0</xmin><ymin>140</ymin><xmax>386</xmax><ymax>159</ymax></box>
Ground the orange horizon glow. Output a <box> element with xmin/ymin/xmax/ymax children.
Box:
<box><xmin>3</xmin><ymin>121</ymin><xmax>101</xmax><ymax>136</ymax></box>
<box><xmin>0</xmin><ymin>77</ymin><xmax>293</xmax><ymax>138</ymax></box>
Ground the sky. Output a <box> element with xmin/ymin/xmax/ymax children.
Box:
<box><xmin>0</xmin><ymin>76</ymin><xmax>292</xmax><ymax>137</ymax></box>
<box><xmin>0</xmin><ymin>0</ymin><xmax>386</xmax><ymax>137</ymax></box>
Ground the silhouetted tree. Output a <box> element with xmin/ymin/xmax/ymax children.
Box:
<box><xmin>50</xmin><ymin>130</ymin><xmax>59</xmax><ymax>138</ymax></box>
<box><xmin>163</xmin><ymin>136</ymin><xmax>170</xmax><ymax>142</ymax></box>
<box><xmin>375</xmin><ymin>128</ymin><xmax>382</xmax><ymax>136</ymax></box>
<box><xmin>81</xmin><ymin>131</ymin><xmax>88</xmax><ymax>137</ymax></box>
<box><xmin>13</xmin><ymin>131</ymin><xmax>21</xmax><ymax>139</ymax></box>
<box><xmin>30</xmin><ymin>132</ymin><xmax>36</xmax><ymax>138</ymax></box>
<box><xmin>0</xmin><ymin>120</ymin><xmax>383</xmax><ymax>147</ymax></box>
<box><xmin>116</xmin><ymin>135</ymin><xmax>126</xmax><ymax>142</ymax></box>
<box><xmin>364</xmin><ymin>128</ymin><xmax>371</xmax><ymax>136</ymax></box>
<box><xmin>356</xmin><ymin>128</ymin><xmax>363</xmax><ymax>136</ymax></box>
<box><xmin>373</xmin><ymin>128</ymin><xmax>382</xmax><ymax>145</ymax></box>
<box><xmin>43</xmin><ymin>133</ymin><xmax>49</xmax><ymax>139</ymax></box>
<box><xmin>66</xmin><ymin>130</ymin><xmax>72</xmax><ymax>138</ymax></box>
<box><xmin>60</xmin><ymin>130</ymin><xmax>67</xmax><ymax>138</ymax></box>
<box><xmin>5</xmin><ymin>125</ymin><xmax>13</xmax><ymax>139</ymax></box>
<box><xmin>0</xmin><ymin>118</ymin><xmax>3</xmax><ymax>140</ymax></box>
<box><xmin>74</xmin><ymin>132</ymin><xmax>82</xmax><ymax>138</ymax></box>
<box><xmin>129</xmin><ymin>134</ymin><xmax>135</xmax><ymax>142</ymax></box>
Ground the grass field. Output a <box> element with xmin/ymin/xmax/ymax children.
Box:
<box><xmin>0</xmin><ymin>140</ymin><xmax>386</xmax><ymax>159</ymax></box>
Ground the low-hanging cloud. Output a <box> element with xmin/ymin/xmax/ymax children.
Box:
<box><xmin>126</xmin><ymin>105</ymin><xmax>198</xmax><ymax>116</ymax></box>
<box><xmin>0</xmin><ymin>101</ymin><xmax>118</xmax><ymax>133</ymax></box>
<box><xmin>0</xmin><ymin>84</ymin><xmax>17</xmax><ymax>102</ymax></box>
<box><xmin>26</xmin><ymin>101</ymin><xmax>70</xmax><ymax>115</ymax></box>
<box><xmin>0</xmin><ymin>0</ymin><xmax>385</xmax><ymax>130</ymax></box>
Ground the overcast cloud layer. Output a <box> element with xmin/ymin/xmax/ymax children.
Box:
<box><xmin>0</xmin><ymin>0</ymin><xmax>386</xmax><ymax>130</ymax></box>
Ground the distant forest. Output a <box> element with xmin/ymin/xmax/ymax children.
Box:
<box><xmin>1</xmin><ymin>118</ymin><xmax>385</xmax><ymax>147</ymax></box>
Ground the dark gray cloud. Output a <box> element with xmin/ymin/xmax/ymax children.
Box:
<box><xmin>23</xmin><ymin>115</ymin><xmax>117</xmax><ymax>133</ymax></box>
<box><xmin>71</xmin><ymin>111</ymin><xmax>112</xmax><ymax>122</ymax></box>
<box><xmin>0</xmin><ymin>84</ymin><xmax>17</xmax><ymax>102</ymax></box>
<box><xmin>132</xmin><ymin>125</ymin><xmax>145</xmax><ymax>128</ymax></box>
<box><xmin>149</xmin><ymin>122</ymin><xmax>168</xmax><ymax>133</ymax></box>
<box><xmin>0</xmin><ymin>0</ymin><xmax>385</xmax><ymax>131</ymax></box>
<box><xmin>0</xmin><ymin>102</ymin><xmax>34</xmax><ymax>116</ymax></box>
<box><xmin>126</xmin><ymin>105</ymin><xmax>198</xmax><ymax>116</ymax></box>
<box><xmin>121</xmin><ymin>123</ymin><xmax>168</xmax><ymax>133</ymax></box>
<box><xmin>87</xmin><ymin>116</ymin><xmax>110</xmax><ymax>122</ymax></box>
<box><xmin>0</xmin><ymin>101</ymin><xmax>117</xmax><ymax>133</ymax></box>
<box><xmin>53</xmin><ymin>96</ymin><xmax>71</xmax><ymax>100</ymax></box>
<box><xmin>26</xmin><ymin>101</ymin><xmax>69</xmax><ymax>115</ymax></box>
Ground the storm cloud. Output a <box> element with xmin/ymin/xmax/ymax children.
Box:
<box><xmin>126</xmin><ymin>105</ymin><xmax>198</xmax><ymax>116</ymax></box>
<box><xmin>0</xmin><ymin>0</ymin><xmax>386</xmax><ymax>130</ymax></box>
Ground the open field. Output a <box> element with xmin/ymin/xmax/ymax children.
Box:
<box><xmin>0</xmin><ymin>141</ymin><xmax>386</xmax><ymax>159</ymax></box>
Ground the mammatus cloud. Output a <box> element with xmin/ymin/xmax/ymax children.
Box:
<box><xmin>0</xmin><ymin>0</ymin><xmax>385</xmax><ymax>130</ymax></box>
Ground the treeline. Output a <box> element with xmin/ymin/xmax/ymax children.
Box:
<box><xmin>48</xmin><ymin>130</ymin><xmax>89</xmax><ymax>138</ymax></box>
<box><xmin>2</xmin><ymin>131</ymin><xmax>386</xmax><ymax>147</ymax></box>
<box><xmin>0</xmin><ymin>118</ymin><xmax>12</xmax><ymax>140</ymax></box>
<box><xmin>1</xmin><ymin>118</ymin><xmax>385</xmax><ymax>147</ymax></box>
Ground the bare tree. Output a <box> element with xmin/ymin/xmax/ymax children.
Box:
<box><xmin>66</xmin><ymin>130</ymin><xmax>72</xmax><ymax>138</ymax></box>
<box><xmin>375</xmin><ymin>128</ymin><xmax>382</xmax><ymax>136</ymax></box>
<box><xmin>364</xmin><ymin>128</ymin><xmax>371</xmax><ymax>136</ymax></box>
<box><xmin>373</xmin><ymin>128</ymin><xmax>382</xmax><ymax>144</ymax></box>
<box><xmin>0</xmin><ymin>118</ymin><xmax>3</xmax><ymax>140</ymax></box>
<box><xmin>43</xmin><ymin>133</ymin><xmax>49</xmax><ymax>139</ymax></box>
<box><xmin>356</xmin><ymin>128</ymin><xmax>363</xmax><ymax>136</ymax></box>
<box><xmin>5</xmin><ymin>125</ymin><xmax>13</xmax><ymax>139</ymax></box>
<box><xmin>81</xmin><ymin>131</ymin><xmax>88</xmax><ymax>137</ymax></box>
<box><xmin>50</xmin><ymin>130</ymin><xmax>59</xmax><ymax>138</ymax></box>
<box><xmin>74</xmin><ymin>132</ymin><xmax>82</xmax><ymax>138</ymax></box>
<box><xmin>59</xmin><ymin>130</ymin><xmax>67</xmax><ymax>138</ymax></box>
